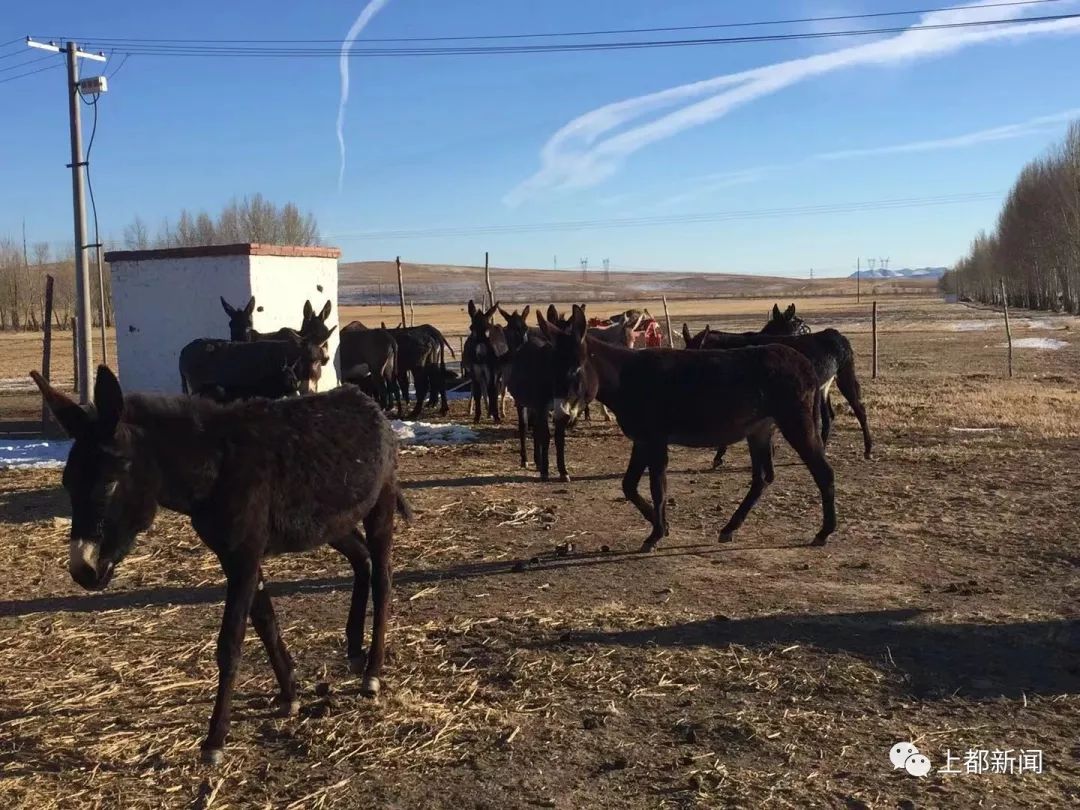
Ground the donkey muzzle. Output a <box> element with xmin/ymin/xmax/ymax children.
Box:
<box><xmin>68</xmin><ymin>540</ymin><xmax>113</xmax><ymax>590</ymax></box>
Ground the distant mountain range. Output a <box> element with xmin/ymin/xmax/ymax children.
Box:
<box><xmin>848</xmin><ymin>266</ymin><xmax>947</xmax><ymax>280</ymax></box>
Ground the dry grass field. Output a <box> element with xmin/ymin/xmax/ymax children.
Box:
<box><xmin>1</xmin><ymin>294</ymin><xmax>1078</xmax><ymax>808</ymax></box>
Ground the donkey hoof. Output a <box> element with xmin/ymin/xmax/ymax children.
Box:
<box><xmin>275</xmin><ymin>698</ymin><xmax>301</xmax><ymax>717</ymax></box>
<box><xmin>362</xmin><ymin>676</ymin><xmax>381</xmax><ymax>697</ymax></box>
<box><xmin>558</xmin><ymin>473</ymin><xmax>571</xmax><ymax>483</ymax></box>
<box><xmin>719</xmin><ymin>530</ymin><xmax>735</xmax><ymax>543</ymax></box>
<box><xmin>640</xmin><ymin>540</ymin><xmax>658</xmax><ymax>553</ymax></box>
<box><xmin>810</xmin><ymin>535</ymin><xmax>829</xmax><ymax>547</ymax></box>
<box><xmin>200</xmin><ymin>747</ymin><xmax>224</xmax><ymax>766</ymax></box>
<box><xmin>348</xmin><ymin>655</ymin><xmax>367</xmax><ymax>675</ymax></box>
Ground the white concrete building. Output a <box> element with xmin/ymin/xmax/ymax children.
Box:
<box><xmin>104</xmin><ymin>243</ymin><xmax>341</xmax><ymax>394</ymax></box>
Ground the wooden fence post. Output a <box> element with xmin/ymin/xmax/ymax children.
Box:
<box><xmin>872</xmin><ymin>301</ymin><xmax>878</xmax><ymax>379</ymax></box>
<box><xmin>409</xmin><ymin>301</ymin><xmax>415</xmax><ymax>327</ymax></box>
<box><xmin>662</xmin><ymin>296</ymin><xmax>675</xmax><ymax>348</ymax></box>
<box><xmin>396</xmin><ymin>256</ymin><xmax>407</xmax><ymax>329</ymax></box>
<box><xmin>1000</xmin><ymin>278</ymin><xmax>1012</xmax><ymax>378</ymax></box>
<box><xmin>484</xmin><ymin>251</ymin><xmax>494</xmax><ymax>310</ymax></box>
<box><xmin>71</xmin><ymin>316</ymin><xmax>79</xmax><ymax>396</ymax></box>
<box><xmin>41</xmin><ymin>275</ymin><xmax>55</xmax><ymax>433</ymax></box>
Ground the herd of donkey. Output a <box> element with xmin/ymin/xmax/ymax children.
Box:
<box><xmin>29</xmin><ymin>293</ymin><xmax>874</xmax><ymax>764</ymax></box>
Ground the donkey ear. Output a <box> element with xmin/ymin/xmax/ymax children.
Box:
<box><xmin>244</xmin><ymin>297</ymin><xmax>256</xmax><ymax>317</ymax></box>
<box><xmin>485</xmin><ymin>301</ymin><xmax>500</xmax><ymax>319</ymax></box>
<box><xmin>772</xmin><ymin>303</ymin><xmax>782</xmax><ymax>319</ymax></box>
<box><xmin>570</xmin><ymin>304</ymin><xmax>587</xmax><ymax>343</ymax></box>
<box><xmin>93</xmin><ymin>365</ymin><xmax>124</xmax><ymax>437</ymax></box>
<box><xmin>31</xmin><ymin>371</ymin><xmax>91</xmax><ymax>438</ymax></box>
<box><xmin>498</xmin><ymin>306</ymin><xmax>511</xmax><ymax>322</ymax></box>
<box><xmin>220</xmin><ymin>297</ymin><xmax>236</xmax><ymax>317</ymax></box>
<box><xmin>546</xmin><ymin>304</ymin><xmax>559</xmax><ymax>324</ymax></box>
<box><xmin>536</xmin><ymin>309</ymin><xmax>557</xmax><ymax>339</ymax></box>
<box><xmin>785</xmin><ymin>303</ymin><xmax>796</xmax><ymax>318</ymax></box>
<box><xmin>468</xmin><ymin>299</ymin><xmax>477</xmax><ymax>317</ymax></box>
<box><xmin>682</xmin><ymin>323</ymin><xmax>692</xmax><ymax>343</ymax></box>
<box><xmin>521</xmin><ymin>305</ymin><xmax>530</xmax><ymax>319</ymax></box>
<box><xmin>324</xmin><ymin>325</ymin><xmax>337</xmax><ymax>340</ymax></box>
<box><xmin>303</xmin><ymin>300</ymin><xmax>315</xmax><ymax>320</ymax></box>
<box><xmin>319</xmin><ymin>300</ymin><xmax>332</xmax><ymax>321</ymax></box>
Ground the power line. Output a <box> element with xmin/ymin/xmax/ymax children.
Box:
<box><xmin>38</xmin><ymin>10</ymin><xmax>1080</xmax><ymax>59</ymax></box>
<box><xmin>327</xmin><ymin>191</ymin><xmax>1002</xmax><ymax>241</ymax></box>
<box><xmin>42</xmin><ymin>1</ymin><xmax>1065</xmax><ymax>46</ymax></box>
<box><xmin>0</xmin><ymin>61</ymin><xmax>64</xmax><ymax>85</ymax></box>
<box><xmin>0</xmin><ymin>51</ymin><xmax>60</xmax><ymax>73</ymax></box>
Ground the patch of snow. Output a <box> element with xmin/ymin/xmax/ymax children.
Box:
<box><xmin>391</xmin><ymin>420</ymin><xmax>477</xmax><ymax>446</ymax></box>
<box><xmin>1024</xmin><ymin>319</ymin><xmax>1067</xmax><ymax>330</ymax></box>
<box><xmin>1001</xmin><ymin>338</ymin><xmax>1068</xmax><ymax>350</ymax></box>
<box><xmin>949</xmin><ymin>427</ymin><xmax>999</xmax><ymax>433</ymax></box>
<box><xmin>0</xmin><ymin>439</ymin><xmax>71</xmax><ymax>470</ymax></box>
<box><xmin>951</xmin><ymin>321</ymin><xmax>996</xmax><ymax>331</ymax></box>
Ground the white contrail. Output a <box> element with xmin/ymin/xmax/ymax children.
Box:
<box><xmin>337</xmin><ymin>0</ymin><xmax>392</xmax><ymax>191</ymax></box>
<box><xmin>505</xmin><ymin>0</ymin><xmax>1080</xmax><ymax>205</ymax></box>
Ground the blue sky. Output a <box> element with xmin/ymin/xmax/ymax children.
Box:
<box><xmin>2</xmin><ymin>0</ymin><xmax>1079</xmax><ymax>276</ymax></box>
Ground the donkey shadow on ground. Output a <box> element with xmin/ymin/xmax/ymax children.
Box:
<box><xmin>531</xmin><ymin>607</ymin><xmax>1080</xmax><ymax>700</ymax></box>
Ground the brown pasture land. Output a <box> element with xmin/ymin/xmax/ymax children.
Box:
<box><xmin>1</xmin><ymin>295</ymin><xmax>1079</xmax><ymax>808</ymax></box>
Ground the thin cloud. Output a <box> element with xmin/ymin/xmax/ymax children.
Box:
<box><xmin>337</xmin><ymin>0</ymin><xmax>393</xmax><ymax>192</ymax></box>
<box><xmin>648</xmin><ymin>108</ymin><xmax>1080</xmax><ymax>209</ymax></box>
<box><xmin>506</xmin><ymin>1</ymin><xmax>1080</xmax><ymax>206</ymax></box>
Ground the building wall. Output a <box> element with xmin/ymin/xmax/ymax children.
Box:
<box><xmin>111</xmin><ymin>255</ymin><xmax>251</xmax><ymax>393</ymax></box>
<box><xmin>110</xmin><ymin>252</ymin><xmax>340</xmax><ymax>394</ymax></box>
<box><xmin>249</xmin><ymin>255</ymin><xmax>340</xmax><ymax>389</ymax></box>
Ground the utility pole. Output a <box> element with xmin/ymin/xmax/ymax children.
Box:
<box><xmin>603</xmin><ymin>258</ymin><xmax>610</xmax><ymax>284</ymax></box>
<box><xmin>29</xmin><ymin>38</ymin><xmax>107</xmax><ymax>403</ymax></box>
<box><xmin>553</xmin><ymin>254</ymin><xmax>557</xmax><ymax>272</ymax></box>
<box><xmin>857</xmin><ymin>258</ymin><xmax>861</xmax><ymax>303</ymax></box>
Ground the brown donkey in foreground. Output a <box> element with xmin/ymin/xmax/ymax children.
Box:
<box><xmin>33</xmin><ymin>367</ymin><xmax>410</xmax><ymax>765</ymax></box>
<box><xmin>548</xmin><ymin>305</ymin><xmax>836</xmax><ymax>551</ymax></box>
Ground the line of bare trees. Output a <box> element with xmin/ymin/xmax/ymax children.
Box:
<box><xmin>942</xmin><ymin>121</ymin><xmax>1080</xmax><ymax>313</ymax></box>
<box><xmin>0</xmin><ymin>195</ymin><xmax>320</xmax><ymax>332</ymax></box>
<box><xmin>123</xmin><ymin>194</ymin><xmax>320</xmax><ymax>249</ymax></box>
<box><xmin>0</xmin><ymin>237</ymin><xmax>111</xmax><ymax>332</ymax></box>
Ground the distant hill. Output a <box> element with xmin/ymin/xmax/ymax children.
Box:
<box><xmin>848</xmin><ymin>266</ymin><xmax>947</xmax><ymax>280</ymax></box>
<box><xmin>339</xmin><ymin>261</ymin><xmax>938</xmax><ymax>306</ymax></box>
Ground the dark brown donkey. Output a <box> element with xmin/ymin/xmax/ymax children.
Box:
<box><xmin>548</xmin><ymin>305</ymin><xmax>836</xmax><ymax>551</ymax></box>
<box><xmin>682</xmin><ymin>324</ymin><xmax>873</xmax><ymax>465</ymax></box>
<box><xmin>33</xmin><ymin>366</ymin><xmax>410</xmax><ymax>765</ymax></box>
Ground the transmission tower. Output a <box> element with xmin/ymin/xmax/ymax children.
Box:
<box><xmin>580</xmin><ymin>257</ymin><xmax>588</xmax><ymax>283</ymax></box>
<box><xmin>603</xmin><ymin>258</ymin><xmax>610</xmax><ymax>284</ymax></box>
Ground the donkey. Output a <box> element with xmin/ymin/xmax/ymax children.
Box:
<box><xmin>683</xmin><ymin>324</ymin><xmax>872</xmax><ymax>465</ymax></box>
<box><xmin>548</xmin><ymin>305</ymin><xmax>836</xmax><ymax>551</ymax></box>
<box><xmin>761</xmin><ymin>303</ymin><xmax>811</xmax><ymax>336</ymax></box>
<box><xmin>463</xmin><ymin>300</ymin><xmax>506</xmax><ymax>423</ymax></box>
<box><xmin>340</xmin><ymin>321</ymin><xmax>400</xmax><ymax>413</ymax></box>
<box><xmin>503</xmin><ymin>308</ymin><xmax>596</xmax><ymax>481</ymax></box>
<box><xmin>33</xmin><ymin>366</ymin><xmax>410</xmax><ymax>765</ymax></box>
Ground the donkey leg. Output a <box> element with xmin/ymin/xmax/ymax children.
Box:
<box><xmin>360</xmin><ymin>483</ymin><xmax>396</xmax><ymax>697</ymax></box>
<box><xmin>711</xmin><ymin>445</ymin><xmax>727</xmax><ymax>469</ymax></box>
<box><xmin>719</xmin><ymin>433</ymin><xmax>772</xmax><ymax>542</ymax></box>
<box><xmin>487</xmin><ymin>378</ymin><xmax>502</xmax><ymax>424</ymax></box>
<box><xmin>642</xmin><ymin>443</ymin><xmax>670</xmax><ymax>552</ymax></box>
<box><xmin>517</xmin><ymin>405</ymin><xmax>529</xmax><ymax>468</ymax></box>
<box><xmin>836</xmin><ymin>361</ymin><xmax>873</xmax><ymax>459</ymax></box>
<box><xmin>554</xmin><ymin>417</ymin><xmax>570</xmax><ymax>482</ymax></box>
<box><xmin>775</xmin><ymin>411</ymin><xmax>837</xmax><ymax>546</ymax></box>
<box><xmin>534</xmin><ymin>411</ymin><xmax>551</xmax><ymax>481</ymax></box>
<box><xmin>819</xmin><ymin>389</ymin><xmax>833</xmax><ymax>445</ymax></box>
<box><xmin>411</xmin><ymin>369</ymin><xmax>430</xmax><ymax>419</ymax></box>
<box><xmin>622</xmin><ymin>442</ymin><xmax>656</xmax><ymax>529</ymax></box>
<box><xmin>328</xmin><ymin>530</ymin><xmax>372</xmax><ymax>674</ymax></box>
<box><xmin>248</xmin><ymin>568</ymin><xmax>298</xmax><ymax>716</ymax></box>
<box><xmin>471</xmin><ymin>381</ymin><xmax>483</xmax><ymax>424</ymax></box>
<box><xmin>201</xmin><ymin>555</ymin><xmax>261</xmax><ymax>765</ymax></box>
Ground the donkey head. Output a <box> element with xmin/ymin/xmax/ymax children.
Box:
<box><xmin>300</xmin><ymin>300</ymin><xmax>335</xmax><ymax>347</ymax></box>
<box><xmin>221</xmin><ymin>296</ymin><xmax>256</xmax><ymax>342</ymax></box>
<box><xmin>539</xmin><ymin>304</ymin><xmax>592</xmax><ymax>425</ymax></box>
<box><xmin>33</xmin><ymin>366</ymin><xmax>159</xmax><ymax>591</ymax></box>
<box><xmin>682</xmin><ymin>324</ymin><xmax>712</xmax><ymax>349</ymax></box>
<box><xmin>762</xmin><ymin>303</ymin><xmax>810</xmax><ymax>336</ymax></box>
<box><xmin>467</xmin><ymin>299</ymin><xmax>499</xmax><ymax>341</ymax></box>
<box><xmin>498</xmin><ymin>305</ymin><xmax>531</xmax><ymax>352</ymax></box>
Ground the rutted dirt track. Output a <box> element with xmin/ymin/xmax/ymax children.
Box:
<box><xmin>1</xmin><ymin>297</ymin><xmax>1078</xmax><ymax>808</ymax></box>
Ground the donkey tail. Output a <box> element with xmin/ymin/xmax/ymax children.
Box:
<box><xmin>396</xmin><ymin>488</ymin><xmax>415</xmax><ymax>524</ymax></box>
<box><xmin>440</xmin><ymin>334</ymin><xmax>456</xmax><ymax>359</ymax></box>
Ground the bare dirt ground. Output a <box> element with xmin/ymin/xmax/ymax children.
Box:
<box><xmin>1</xmin><ymin>296</ymin><xmax>1079</xmax><ymax>808</ymax></box>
